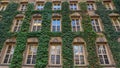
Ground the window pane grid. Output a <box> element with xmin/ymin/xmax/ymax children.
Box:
<box><xmin>72</xmin><ymin>19</ymin><xmax>81</xmax><ymax>32</ymax></box>
<box><xmin>32</xmin><ymin>19</ymin><xmax>42</xmax><ymax>32</ymax></box>
<box><xmin>26</xmin><ymin>45</ymin><xmax>37</xmax><ymax>64</ymax></box>
<box><xmin>91</xmin><ymin>19</ymin><xmax>101</xmax><ymax>32</ymax></box>
<box><xmin>52</xmin><ymin>19</ymin><xmax>61</xmax><ymax>32</ymax></box>
<box><xmin>37</xmin><ymin>4</ymin><xmax>44</xmax><ymax>10</ymax></box>
<box><xmin>70</xmin><ymin>3</ymin><xmax>77</xmax><ymax>10</ymax></box>
<box><xmin>3</xmin><ymin>44</ymin><xmax>15</xmax><ymax>64</ymax></box>
<box><xmin>50</xmin><ymin>46</ymin><xmax>61</xmax><ymax>65</ymax></box>
<box><xmin>74</xmin><ymin>45</ymin><xmax>85</xmax><ymax>65</ymax></box>
<box><xmin>112</xmin><ymin>18</ymin><xmax>120</xmax><ymax>31</ymax></box>
<box><xmin>53</xmin><ymin>3</ymin><xmax>61</xmax><ymax>10</ymax></box>
<box><xmin>13</xmin><ymin>19</ymin><xmax>22</xmax><ymax>32</ymax></box>
<box><xmin>87</xmin><ymin>3</ymin><xmax>94</xmax><ymax>10</ymax></box>
<box><xmin>97</xmin><ymin>44</ymin><xmax>110</xmax><ymax>64</ymax></box>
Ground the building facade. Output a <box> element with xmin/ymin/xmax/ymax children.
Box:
<box><xmin>0</xmin><ymin>0</ymin><xmax>120</xmax><ymax>68</ymax></box>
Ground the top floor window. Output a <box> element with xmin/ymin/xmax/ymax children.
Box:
<box><xmin>87</xmin><ymin>1</ymin><xmax>96</xmax><ymax>11</ymax></box>
<box><xmin>103</xmin><ymin>1</ymin><xmax>114</xmax><ymax>10</ymax></box>
<box><xmin>36</xmin><ymin>3</ymin><xmax>44</xmax><ymax>10</ymax></box>
<box><xmin>53</xmin><ymin>3</ymin><xmax>61</xmax><ymax>10</ymax></box>
<box><xmin>70</xmin><ymin>3</ymin><xmax>77</xmax><ymax>10</ymax></box>
<box><xmin>19</xmin><ymin>3</ymin><xmax>27</xmax><ymax>11</ymax></box>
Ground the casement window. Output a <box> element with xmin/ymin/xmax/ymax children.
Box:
<box><xmin>91</xmin><ymin>18</ymin><xmax>102</xmax><ymax>32</ymax></box>
<box><xmin>70</xmin><ymin>3</ymin><xmax>77</xmax><ymax>10</ymax></box>
<box><xmin>26</xmin><ymin>44</ymin><xmax>38</xmax><ymax>64</ymax></box>
<box><xmin>71</xmin><ymin>18</ymin><xmax>81</xmax><ymax>32</ymax></box>
<box><xmin>103</xmin><ymin>1</ymin><xmax>114</xmax><ymax>10</ymax></box>
<box><xmin>12</xmin><ymin>18</ymin><xmax>23</xmax><ymax>32</ymax></box>
<box><xmin>51</xmin><ymin>18</ymin><xmax>61</xmax><ymax>32</ymax></box>
<box><xmin>49</xmin><ymin>38</ymin><xmax>62</xmax><ymax>66</ymax></box>
<box><xmin>0</xmin><ymin>4</ymin><xmax>7</xmax><ymax>11</ymax></box>
<box><xmin>3</xmin><ymin>44</ymin><xmax>15</xmax><ymax>64</ymax></box>
<box><xmin>87</xmin><ymin>3</ymin><xmax>96</xmax><ymax>11</ymax></box>
<box><xmin>36</xmin><ymin>3</ymin><xmax>44</xmax><ymax>10</ymax></box>
<box><xmin>111</xmin><ymin>17</ymin><xmax>120</xmax><ymax>31</ymax></box>
<box><xmin>19</xmin><ymin>3</ymin><xmax>27</xmax><ymax>11</ymax></box>
<box><xmin>73</xmin><ymin>38</ymin><xmax>87</xmax><ymax>66</ymax></box>
<box><xmin>97</xmin><ymin>44</ymin><xmax>110</xmax><ymax>64</ymax></box>
<box><xmin>1</xmin><ymin>38</ymin><xmax>16</xmax><ymax>64</ymax></box>
<box><xmin>53</xmin><ymin>3</ymin><xmax>61</xmax><ymax>10</ymax></box>
<box><xmin>96</xmin><ymin>37</ymin><xmax>114</xmax><ymax>65</ymax></box>
<box><xmin>31</xmin><ymin>18</ymin><xmax>42</xmax><ymax>32</ymax></box>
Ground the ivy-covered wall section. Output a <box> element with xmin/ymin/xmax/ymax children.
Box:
<box><xmin>0</xmin><ymin>1</ymin><xmax>120</xmax><ymax>68</ymax></box>
<box><xmin>95</xmin><ymin>2</ymin><xmax>120</xmax><ymax>68</ymax></box>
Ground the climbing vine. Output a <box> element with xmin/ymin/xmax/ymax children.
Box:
<box><xmin>80</xmin><ymin>2</ymin><xmax>101</xmax><ymax>68</ymax></box>
<box><xmin>0</xmin><ymin>1</ymin><xmax>120</xmax><ymax>68</ymax></box>
<box><xmin>0</xmin><ymin>2</ymin><xmax>18</xmax><ymax>52</ymax></box>
<box><xmin>95</xmin><ymin>2</ymin><xmax>120</xmax><ymax>68</ymax></box>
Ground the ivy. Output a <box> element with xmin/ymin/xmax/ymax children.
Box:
<box><xmin>95</xmin><ymin>2</ymin><xmax>120</xmax><ymax>68</ymax></box>
<box><xmin>10</xmin><ymin>3</ymin><xmax>34</xmax><ymax>68</ymax></box>
<box><xmin>35</xmin><ymin>2</ymin><xmax>52</xmax><ymax>68</ymax></box>
<box><xmin>80</xmin><ymin>2</ymin><xmax>101</xmax><ymax>68</ymax></box>
<box><xmin>0</xmin><ymin>2</ymin><xmax>18</xmax><ymax>52</ymax></box>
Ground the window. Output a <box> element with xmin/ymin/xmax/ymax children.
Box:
<box><xmin>1</xmin><ymin>38</ymin><xmax>16</xmax><ymax>64</ymax></box>
<box><xmin>103</xmin><ymin>1</ymin><xmax>114</xmax><ymax>10</ymax></box>
<box><xmin>0</xmin><ymin>4</ymin><xmax>7</xmax><ymax>11</ymax></box>
<box><xmin>70</xmin><ymin>3</ymin><xmax>77</xmax><ymax>10</ymax></box>
<box><xmin>12</xmin><ymin>18</ymin><xmax>23</xmax><ymax>32</ymax></box>
<box><xmin>87</xmin><ymin>3</ymin><xmax>96</xmax><ymax>11</ymax></box>
<box><xmin>96</xmin><ymin>37</ymin><xmax>112</xmax><ymax>65</ymax></box>
<box><xmin>19</xmin><ymin>3</ymin><xmax>27</xmax><ymax>11</ymax></box>
<box><xmin>26</xmin><ymin>44</ymin><xmax>38</xmax><ymax>64</ymax></box>
<box><xmin>71</xmin><ymin>18</ymin><xmax>81</xmax><ymax>32</ymax></box>
<box><xmin>49</xmin><ymin>38</ymin><xmax>62</xmax><ymax>66</ymax></box>
<box><xmin>36</xmin><ymin>3</ymin><xmax>44</xmax><ymax>10</ymax></box>
<box><xmin>73</xmin><ymin>38</ymin><xmax>87</xmax><ymax>66</ymax></box>
<box><xmin>91</xmin><ymin>18</ymin><xmax>102</xmax><ymax>32</ymax></box>
<box><xmin>3</xmin><ymin>44</ymin><xmax>15</xmax><ymax>64</ymax></box>
<box><xmin>51</xmin><ymin>18</ymin><xmax>61</xmax><ymax>32</ymax></box>
<box><xmin>97</xmin><ymin>44</ymin><xmax>110</xmax><ymax>64</ymax></box>
<box><xmin>31</xmin><ymin>18</ymin><xmax>42</xmax><ymax>32</ymax></box>
<box><xmin>111</xmin><ymin>17</ymin><xmax>120</xmax><ymax>31</ymax></box>
<box><xmin>53</xmin><ymin>3</ymin><xmax>61</xmax><ymax>10</ymax></box>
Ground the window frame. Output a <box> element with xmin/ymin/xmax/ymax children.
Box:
<box><xmin>87</xmin><ymin>2</ymin><xmax>96</xmax><ymax>11</ymax></box>
<box><xmin>19</xmin><ymin>3</ymin><xmax>28</xmax><ymax>11</ymax></box>
<box><xmin>91</xmin><ymin>17</ymin><xmax>103</xmax><ymax>32</ymax></box>
<box><xmin>30</xmin><ymin>17</ymin><xmax>42</xmax><ymax>32</ymax></box>
<box><xmin>25</xmin><ymin>43</ymin><xmax>38</xmax><ymax>65</ymax></box>
<box><xmin>0</xmin><ymin>3</ymin><xmax>8</xmax><ymax>11</ymax></box>
<box><xmin>35</xmin><ymin>2</ymin><xmax>44</xmax><ymax>10</ymax></box>
<box><xmin>52</xmin><ymin>2</ymin><xmax>61</xmax><ymax>10</ymax></box>
<box><xmin>51</xmin><ymin>17</ymin><xmax>61</xmax><ymax>32</ymax></box>
<box><xmin>69</xmin><ymin>2</ymin><xmax>78</xmax><ymax>11</ymax></box>
<box><xmin>111</xmin><ymin>16</ymin><xmax>120</xmax><ymax>32</ymax></box>
<box><xmin>103</xmin><ymin>1</ymin><xmax>114</xmax><ymax>10</ymax></box>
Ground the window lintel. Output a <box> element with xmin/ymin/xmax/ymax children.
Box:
<box><xmin>36</xmin><ymin>1</ymin><xmax>44</xmax><ymax>3</ymax></box>
<box><xmin>86</xmin><ymin>0</ymin><xmax>95</xmax><ymax>3</ymax></box>
<box><xmin>69</xmin><ymin>1</ymin><xmax>78</xmax><ymax>3</ymax></box>
<box><xmin>32</xmin><ymin>14</ymin><xmax>41</xmax><ymax>18</ymax></box>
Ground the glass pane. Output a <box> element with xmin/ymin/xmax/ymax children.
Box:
<box><xmin>74</xmin><ymin>46</ymin><xmax>79</xmax><ymax>55</ymax></box>
<box><xmin>75</xmin><ymin>55</ymin><xmax>79</xmax><ymax>64</ymax></box>
<box><xmin>80</xmin><ymin>55</ymin><xmax>84</xmax><ymax>64</ymax></box>
<box><xmin>51</xmin><ymin>55</ymin><xmax>55</xmax><ymax>64</ymax></box>
<box><xmin>104</xmin><ymin>55</ymin><xmax>109</xmax><ymax>64</ymax></box>
<box><xmin>99</xmin><ymin>55</ymin><xmax>104</xmax><ymax>64</ymax></box>
<box><xmin>56</xmin><ymin>55</ymin><xmax>60</xmax><ymax>64</ymax></box>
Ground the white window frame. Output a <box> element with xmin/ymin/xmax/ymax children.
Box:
<box><xmin>91</xmin><ymin>18</ymin><xmax>102</xmax><ymax>32</ymax></box>
<box><xmin>70</xmin><ymin>3</ymin><xmax>78</xmax><ymax>10</ymax></box>
<box><xmin>12</xmin><ymin>18</ymin><xmax>23</xmax><ymax>32</ymax></box>
<box><xmin>53</xmin><ymin>3</ymin><xmax>61</xmax><ymax>10</ymax></box>
<box><xmin>87</xmin><ymin>3</ymin><xmax>96</xmax><ymax>11</ymax></box>
<box><xmin>2</xmin><ymin>44</ymin><xmax>15</xmax><ymax>64</ymax></box>
<box><xmin>97</xmin><ymin>44</ymin><xmax>111</xmax><ymax>65</ymax></box>
<box><xmin>49</xmin><ymin>45</ymin><xmax>62</xmax><ymax>66</ymax></box>
<box><xmin>71</xmin><ymin>18</ymin><xmax>81</xmax><ymax>32</ymax></box>
<box><xmin>25</xmin><ymin>44</ymin><xmax>38</xmax><ymax>65</ymax></box>
<box><xmin>111</xmin><ymin>17</ymin><xmax>120</xmax><ymax>31</ymax></box>
<box><xmin>31</xmin><ymin>18</ymin><xmax>42</xmax><ymax>32</ymax></box>
<box><xmin>36</xmin><ymin>3</ymin><xmax>44</xmax><ymax>10</ymax></box>
<box><xmin>73</xmin><ymin>45</ymin><xmax>86</xmax><ymax>66</ymax></box>
<box><xmin>20</xmin><ymin>4</ymin><xmax>27</xmax><ymax>11</ymax></box>
<box><xmin>51</xmin><ymin>18</ymin><xmax>61</xmax><ymax>32</ymax></box>
<box><xmin>104</xmin><ymin>2</ymin><xmax>113</xmax><ymax>10</ymax></box>
<box><xmin>0</xmin><ymin>4</ymin><xmax>7</xmax><ymax>11</ymax></box>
